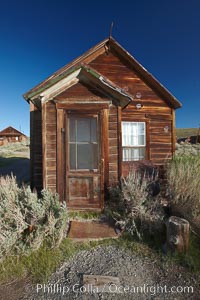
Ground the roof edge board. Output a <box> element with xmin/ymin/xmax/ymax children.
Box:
<box><xmin>27</xmin><ymin>65</ymin><xmax>132</xmax><ymax>108</ymax></box>
<box><xmin>24</xmin><ymin>37</ymin><xmax>182</xmax><ymax>110</ymax></box>
<box><xmin>23</xmin><ymin>38</ymin><xmax>109</xmax><ymax>101</ymax></box>
<box><xmin>109</xmin><ymin>38</ymin><xmax>182</xmax><ymax>109</ymax></box>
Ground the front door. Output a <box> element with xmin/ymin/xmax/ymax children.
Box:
<box><xmin>65</xmin><ymin>113</ymin><xmax>104</xmax><ymax>210</ymax></box>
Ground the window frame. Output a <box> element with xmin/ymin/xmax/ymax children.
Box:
<box><xmin>121</xmin><ymin>121</ymin><xmax>147</xmax><ymax>162</ymax></box>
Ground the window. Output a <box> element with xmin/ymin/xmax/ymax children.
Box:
<box><xmin>69</xmin><ymin>116</ymin><xmax>99</xmax><ymax>170</ymax></box>
<box><xmin>122</xmin><ymin>122</ymin><xmax>146</xmax><ymax>161</ymax></box>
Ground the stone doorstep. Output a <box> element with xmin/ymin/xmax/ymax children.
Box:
<box><xmin>68</xmin><ymin>220</ymin><xmax>119</xmax><ymax>240</ymax></box>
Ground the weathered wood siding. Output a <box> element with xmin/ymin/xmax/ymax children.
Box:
<box><xmin>54</xmin><ymin>82</ymin><xmax>119</xmax><ymax>186</ymax></box>
<box><xmin>31</xmin><ymin>48</ymin><xmax>175</xmax><ymax>195</ymax></box>
<box><xmin>89</xmin><ymin>50</ymin><xmax>173</xmax><ymax>168</ymax></box>
<box><xmin>30</xmin><ymin>103</ymin><xmax>42</xmax><ymax>190</ymax></box>
<box><xmin>44</xmin><ymin>101</ymin><xmax>57</xmax><ymax>192</ymax></box>
<box><xmin>56</xmin><ymin>81</ymin><xmax>105</xmax><ymax>100</ymax></box>
<box><xmin>108</xmin><ymin>105</ymin><xmax>118</xmax><ymax>183</ymax></box>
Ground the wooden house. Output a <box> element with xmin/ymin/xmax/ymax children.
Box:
<box><xmin>0</xmin><ymin>137</ymin><xmax>8</xmax><ymax>146</ymax></box>
<box><xmin>0</xmin><ymin>126</ymin><xmax>27</xmax><ymax>144</ymax></box>
<box><xmin>23</xmin><ymin>37</ymin><xmax>182</xmax><ymax>211</ymax></box>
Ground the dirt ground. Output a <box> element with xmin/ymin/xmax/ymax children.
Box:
<box><xmin>1</xmin><ymin>245</ymin><xmax>199</xmax><ymax>300</ymax></box>
<box><xmin>0</xmin><ymin>278</ymin><xmax>30</xmax><ymax>300</ymax></box>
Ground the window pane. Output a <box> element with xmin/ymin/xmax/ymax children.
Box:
<box><xmin>137</xmin><ymin>148</ymin><xmax>145</xmax><ymax>160</ymax></box>
<box><xmin>77</xmin><ymin>118</ymin><xmax>90</xmax><ymax>142</ymax></box>
<box><xmin>122</xmin><ymin>147</ymin><xmax>146</xmax><ymax>161</ymax></box>
<box><xmin>70</xmin><ymin>144</ymin><xmax>76</xmax><ymax>169</ymax></box>
<box><xmin>69</xmin><ymin>116</ymin><xmax>99</xmax><ymax>170</ymax></box>
<box><xmin>122</xmin><ymin>122</ymin><xmax>136</xmax><ymax>146</ymax></box>
<box><xmin>69</xmin><ymin>118</ymin><xmax>76</xmax><ymax>142</ymax></box>
<box><xmin>122</xmin><ymin>122</ymin><xmax>145</xmax><ymax>146</ymax></box>
<box><xmin>138</xmin><ymin>122</ymin><xmax>145</xmax><ymax>135</ymax></box>
<box><xmin>138</xmin><ymin>135</ymin><xmax>145</xmax><ymax>145</ymax></box>
<box><xmin>91</xmin><ymin>118</ymin><xmax>97</xmax><ymax>142</ymax></box>
<box><xmin>77</xmin><ymin>144</ymin><xmax>98</xmax><ymax>169</ymax></box>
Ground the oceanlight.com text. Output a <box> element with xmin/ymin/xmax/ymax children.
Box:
<box><xmin>36</xmin><ymin>283</ymin><xmax>194</xmax><ymax>296</ymax></box>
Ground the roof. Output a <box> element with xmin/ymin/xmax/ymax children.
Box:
<box><xmin>23</xmin><ymin>37</ymin><xmax>182</xmax><ymax>109</ymax></box>
<box><xmin>37</xmin><ymin>64</ymin><xmax>133</xmax><ymax>108</ymax></box>
<box><xmin>0</xmin><ymin>126</ymin><xmax>27</xmax><ymax>137</ymax></box>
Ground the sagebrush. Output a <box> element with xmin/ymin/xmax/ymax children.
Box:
<box><xmin>0</xmin><ymin>176</ymin><xmax>69</xmax><ymax>260</ymax></box>
<box><xmin>166</xmin><ymin>155</ymin><xmax>200</xmax><ymax>220</ymax></box>
<box><xmin>108</xmin><ymin>169</ymin><xmax>165</xmax><ymax>241</ymax></box>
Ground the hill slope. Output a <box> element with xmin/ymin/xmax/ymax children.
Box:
<box><xmin>176</xmin><ymin>128</ymin><xmax>199</xmax><ymax>139</ymax></box>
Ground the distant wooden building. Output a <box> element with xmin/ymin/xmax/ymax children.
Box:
<box><xmin>0</xmin><ymin>126</ymin><xmax>27</xmax><ymax>144</ymax></box>
<box><xmin>0</xmin><ymin>137</ymin><xmax>8</xmax><ymax>146</ymax></box>
<box><xmin>24</xmin><ymin>37</ymin><xmax>182</xmax><ymax>211</ymax></box>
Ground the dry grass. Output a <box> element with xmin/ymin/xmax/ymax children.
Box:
<box><xmin>176</xmin><ymin>128</ymin><xmax>199</xmax><ymax>139</ymax></box>
<box><xmin>0</xmin><ymin>140</ymin><xmax>29</xmax><ymax>158</ymax></box>
<box><xmin>166</xmin><ymin>155</ymin><xmax>200</xmax><ymax>221</ymax></box>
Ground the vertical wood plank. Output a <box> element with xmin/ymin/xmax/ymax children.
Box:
<box><xmin>117</xmin><ymin>106</ymin><xmax>122</xmax><ymax>181</ymax></box>
<box><xmin>171</xmin><ymin>109</ymin><xmax>176</xmax><ymax>156</ymax></box>
<box><xmin>146</xmin><ymin>119</ymin><xmax>150</xmax><ymax>160</ymax></box>
<box><xmin>57</xmin><ymin>108</ymin><xmax>64</xmax><ymax>201</ymax></box>
<box><xmin>65</xmin><ymin>112</ymin><xmax>69</xmax><ymax>205</ymax></box>
<box><xmin>30</xmin><ymin>102</ymin><xmax>34</xmax><ymax>188</ymax></box>
<box><xmin>102</xmin><ymin>109</ymin><xmax>109</xmax><ymax>187</ymax></box>
<box><xmin>100</xmin><ymin>109</ymin><xmax>109</xmax><ymax>209</ymax></box>
<box><xmin>42</xmin><ymin>102</ymin><xmax>46</xmax><ymax>189</ymax></box>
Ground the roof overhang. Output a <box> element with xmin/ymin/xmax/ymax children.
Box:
<box><xmin>23</xmin><ymin>37</ymin><xmax>182</xmax><ymax>109</ymax></box>
<box><xmin>108</xmin><ymin>38</ymin><xmax>182</xmax><ymax>109</ymax></box>
<box><xmin>25</xmin><ymin>64</ymin><xmax>133</xmax><ymax>109</ymax></box>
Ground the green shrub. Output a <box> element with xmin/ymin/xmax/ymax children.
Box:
<box><xmin>0</xmin><ymin>140</ymin><xmax>29</xmax><ymax>158</ymax></box>
<box><xmin>166</xmin><ymin>155</ymin><xmax>200</xmax><ymax>220</ymax></box>
<box><xmin>175</xmin><ymin>142</ymin><xmax>200</xmax><ymax>156</ymax></box>
<box><xmin>108</xmin><ymin>169</ymin><xmax>165</xmax><ymax>242</ymax></box>
<box><xmin>0</xmin><ymin>176</ymin><xmax>68</xmax><ymax>260</ymax></box>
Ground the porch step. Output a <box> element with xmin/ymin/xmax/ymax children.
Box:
<box><xmin>68</xmin><ymin>220</ymin><xmax>119</xmax><ymax>240</ymax></box>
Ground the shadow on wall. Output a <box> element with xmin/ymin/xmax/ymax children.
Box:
<box><xmin>0</xmin><ymin>157</ymin><xmax>30</xmax><ymax>185</ymax></box>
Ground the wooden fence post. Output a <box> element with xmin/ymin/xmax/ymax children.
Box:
<box><xmin>167</xmin><ymin>216</ymin><xmax>190</xmax><ymax>253</ymax></box>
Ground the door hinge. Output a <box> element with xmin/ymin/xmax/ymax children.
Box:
<box><xmin>61</xmin><ymin>128</ymin><xmax>65</xmax><ymax>133</ymax></box>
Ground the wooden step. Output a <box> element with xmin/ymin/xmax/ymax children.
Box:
<box><xmin>68</xmin><ymin>220</ymin><xmax>119</xmax><ymax>240</ymax></box>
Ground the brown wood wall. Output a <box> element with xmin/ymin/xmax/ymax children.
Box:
<box><xmin>0</xmin><ymin>136</ymin><xmax>23</xmax><ymax>142</ymax></box>
<box><xmin>30</xmin><ymin>48</ymin><xmax>176</xmax><ymax>194</ymax></box>
<box><xmin>43</xmin><ymin>85</ymin><xmax>120</xmax><ymax>191</ymax></box>
<box><xmin>44</xmin><ymin>101</ymin><xmax>57</xmax><ymax>192</ymax></box>
<box><xmin>56</xmin><ymin>82</ymin><xmax>120</xmax><ymax>184</ymax></box>
<box><xmin>108</xmin><ymin>105</ymin><xmax>118</xmax><ymax>183</ymax></box>
<box><xmin>30</xmin><ymin>103</ymin><xmax>43</xmax><ymax>190</ymax></box>
<box><xmin>89</xmin><ymin>51</ymin><xmax>174</xmax><ymax>167</ymax></box>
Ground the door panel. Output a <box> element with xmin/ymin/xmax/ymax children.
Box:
<box><xmin>66</xmin><ymin>113</ymin><xmax>103</xmax><ymax>209</ymax></box>
<box><xmin>68</xmin><ymin>175</ymin><xmax>100</xmax><ymax>205</ymax></box>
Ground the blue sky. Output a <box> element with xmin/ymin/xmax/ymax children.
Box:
<box><xmin>0</xmin><ymin>0</ymin><xmax>200</xmax><ymax>136</ymax></box>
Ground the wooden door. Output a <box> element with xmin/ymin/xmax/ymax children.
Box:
<box><xmin>65</xmin><ymin>112</ymin><xmax>104</xmax><ymax>210</ymax></box>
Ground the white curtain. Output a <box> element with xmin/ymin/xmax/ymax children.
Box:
<box><xmin>122</xmin><ymin>122</ymin><xmax>146</xmax><ymax>161</ymax></box>
<box><xmin>122</xmin><ymin>122</ymin><xmax>138</xmax><ymax>146</ymax></box>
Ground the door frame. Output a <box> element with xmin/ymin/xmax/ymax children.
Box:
<box><xmin>56</xmin><ymin>102</ymin><xmax>109</xmax><ymax>211</ymax></box>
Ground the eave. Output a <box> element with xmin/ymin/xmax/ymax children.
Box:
<box><xmin>23</xmin><ymin>37</ymin><xmax>182</xmax><ymax>109</ymax></box>
<box><xmin>108</xmin><ymin>38</ymin><xmax>182</xmax><ymax>109</ymax></box>
<box><xmin>26</xmin><ymin>65</ymin><xmax>133</xmax><ymax>109</ymax></box>
<box><xmin>23</xmin><ymin>38</ymin><xmax>109</xmax><ymax>101</ymax></box>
